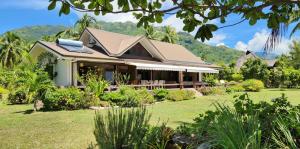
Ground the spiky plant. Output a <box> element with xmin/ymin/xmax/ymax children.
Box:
<box><xmin>94</xmin><ymin>107</ymin><xmax>151</xmax><ymax>149</ymax></box>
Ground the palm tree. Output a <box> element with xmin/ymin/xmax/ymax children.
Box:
<box><xmin>0</xmin><ymin>32</ymin><xmax>25</xmax><ymax>68</ymax></box>
<box><xmin>144</xmin><ymin>26</ymin><xmax>159</xmax><ymax>40</ymax></box>
<box><xmin>161</xmin><ymin>26</ymin><xmax>178</xmax><ymax>44</ymax></box>
<box><xmin>56</xmin><ymin>14</ymin><xmax>99</xmax><ymax>40</ymax></box>
<box><xmin>75</xmin><ymin>14</ymin><xmax>97</xmax><ymax>34</ymax></box>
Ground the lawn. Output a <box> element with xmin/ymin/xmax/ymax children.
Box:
<box><xmin>0</xmin><ymin>89</ymin><xmax>299</xmax><ymax>149</ymax></box>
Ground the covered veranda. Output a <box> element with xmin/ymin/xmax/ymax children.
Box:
<box><xmin>73</xmin><ymin>61</ymin><xmax>218</xmax><ymax>89</ymax></box>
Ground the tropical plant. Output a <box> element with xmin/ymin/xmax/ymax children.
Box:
<box><xmin>15</xmin><ymin>68</ymin><xmax>55</xmax><ymax>103</ymax></box>
<box><xmin>144</xmin><ymin>26</ymin><xmax>160</xmax><ymax>40</ymax></box>
<box><xmin>75</xmin><ymin>13</ymin><xmax>97</xmax><ymax>33</ymax></box>
<box><xmin>166</xmin><ymin>90</ymin><xmax>195</xmax><ymax>101</ymax></box>
<box><xmin>161</xmin><ymin>26</ymin><xmax>178</xmax><ymax>44</ymax></box>
<box><xmin>208</xmin><ymin>104</ymin><xmax>262</xmax><ymax>149</ymax></box>
<box><xmin>94</xmin><ymin>107</ymin><xmax>151</xmax><ymax>149</ymax></box>
<box><xmin>152</xmin><ymin>88</ymin><xmax>169</xmax><ymax>101</ymax></box>
<box><xmin>289</xmin><ymin>40</ymin><xmax>300</xmax><ymax>69</ymax></box>
<box><xmin>242</xmin><ymin>79</ymin><xmax>264</xmax><ymax>92</ymax></box>
<box><xmin>79</xmin><ymin>71</ymin><xmax>110</xmax><ymax>99</ymax></box>
<box><xmin>43</xmin><ymin>87</ymin><xmax>85</xmax><ymax>110</ymax></box>
<box><xmin>112</xmin><ymin>71</ymin><xmax>130</xmax><ymax>86</ymax></box>
<box><xmin>240</xmin><ymin>58</ymin><xmax>270</xmax><ymax>84</ymax></box>
<box><xmin>0</xmin><ymin>32</ymin><xmax>26</xmax><ymax>68</ymax></box>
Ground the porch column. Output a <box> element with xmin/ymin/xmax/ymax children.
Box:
<box><xmin>179</xmin><ymin>71</ymin><xmax>184</xmax><ymax>89</ymax></box>
<box><xmin>150</xmin><ymin>70</ymin><xmax>153</xmax><ymax>89</ymax></box>
<box><xmin>72</xmin><ymin>62</ymin><xmax>78</xmax><ymax>86</ymax></box>
<box><xmin>198</xmin><ymin>73</ymin><xmax>202</xmax><ymax>82</ymax></box>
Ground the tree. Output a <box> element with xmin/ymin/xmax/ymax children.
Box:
<box><xmin>240</xmin><ymin>58</ymin><xmax>270</xmax><ymax>84</ymax></box>
<box><xmin>144</xmin><ymin>25</ymin><xmax>160</xmax><ymax>40</ymax></box>
<box><xmin>56</xmin><ymin>14</ymin><xmax>99</xmax><ymax>40</ymax></box>
<box><xmin>161</xmin><ymin>26</ymin><xmax>178</xmax><ymax>44</ymax></box>
<box><xmin>48</xmin><ymin>0</ymin><xmax>300</xmax><ymax>50</ymax></box>
<box><xmin>289</xmin><ymin>40</ymin><xmax>300</xmax><ymax>69</ymax></box>
<box><xmin>75</xmin><ymin>13</ymin><xmax>97</xmax><ymax>33</ymax></box>
<box><xmin>0</xmin><ymin>32</ymin><xmax>26</xmax><ymax>68</ymax></box>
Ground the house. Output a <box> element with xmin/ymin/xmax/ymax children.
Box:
<box><xmin>235</xmin><ymin>50</ymin><xmax>277</xmax><ymax>70</ymax></box>
<box><xmin>30</xmin><ymin>28</ymin><xmax>219</xmax><ymax>89</ymax></box>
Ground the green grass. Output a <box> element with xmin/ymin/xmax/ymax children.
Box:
<box><xmin>0</xmin><ymin>89</ymin><xmax>299</xmax><ymax>149</ymax></box>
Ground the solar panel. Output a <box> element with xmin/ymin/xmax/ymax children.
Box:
<box><xmin>56</xmin><ymin>39</ymin><xmax>93</xmax><ymax>54</ymax></box>
<box><xmin>60</xmin><ymin>45</ymin><xmax>93</xmax><ymax>54</ymax></box>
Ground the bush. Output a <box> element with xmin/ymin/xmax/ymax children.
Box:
<box><xmin>242</xmin><ymin>79</ymin><xmax>264</xmax><ymax>92</ymax></box>
<box><xmin>226</xmin><ymin>84</ymin><xmax>245</xmax><ymax>93</ymax></box>
<box><xmin>79</xmin><ymin>71</ymin><xmax>110</xmax><ymax>99</ymax></box>
<box><xmin>43</xmin><ymin>87</ymin><xmax>86</xmax><ymax>110</ymax></box>
<box><xmin>198</xmin><ymin>87</ymin><xmax>226</xmax><ymax>96</ymax></box>
<box><xmin>178</xmin><ymin>93</ymin><xmax>300</xmax><ymax>148</ymax></box>
<box><xmin>203</xmin><ymin>74</ymin><xmax>218</xmax><ymax>86</ymax></box>
<box><xmin>166</xmin><ymin>90</ymin><xmax>195</xmax><ymax>101</ymax></box>
<box><xmin>94</xmin><ymin>107</ymin><xmax>150</xmax><ymax>148</ymax></box>
<box><xmin>0</xmin><ymin>86</ymin><xmax>9</xmax><ymax>101</ymax></box>
<box><xmin>231</xmin><ymin>73</ymin><xmax>244</xmax><ymax>82</ymax></box>
<box><xmin>153</xmin><ymin>88</ymin><xmax>169</xmax><ymax>101</ymax></box>
<box><xmin>102</xmin><ymin>86</ymin><xmax>154</xmax><ymax>107</ymax></box>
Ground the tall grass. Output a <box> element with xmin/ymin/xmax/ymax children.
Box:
<box><xmin>208</xmin><ymin>104</ymin><xmax>262</xmax><ymax>149</ymax></box>
<box><xmin>94</xmin><ymin>107</ymin><xmax>151</xmax><ymax>149</ymax></box>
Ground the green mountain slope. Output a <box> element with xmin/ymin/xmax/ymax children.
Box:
<box><xmin>10</xmin><ymin>25</ymin><xmax>67</xmax><ymax>41</ymax></box>
<box><xmin>8</xmin><ymin>21</ymin><xmax>243</xmax><ymax>64</ymax></box>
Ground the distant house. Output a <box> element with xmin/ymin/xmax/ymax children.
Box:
<box><xmin>30</xmin><ymin>28</ymin><xmax>219</xmax><ymax>89</ymax></box>
<box><xmin>235</xmin><ymin>50</ymin><xmax>277</xmax><ymax>70</ymax></box>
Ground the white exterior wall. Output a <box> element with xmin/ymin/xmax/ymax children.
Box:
<box><xmin>55</xmin><ymin>59</ymin><xmax>72</xmax><ymax>86</ymax></box>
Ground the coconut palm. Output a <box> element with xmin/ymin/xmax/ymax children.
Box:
<box><xmin>144</xmin><ymin>26</ymin><xmax>159</xmax><ymax>40</ymax></box>
<box><xmin>161</xmin><ymin>26</ymin><xmax>178</xmax><ymax>44</ymax></box>
<box><xmin>75</xmin><ymin>13</ymin><xmax>97</xmax><ymax>33</ymax></box>
<box><xmin>0</xmin><ymin>32</ymin><xmax>25</xmax><ymax>68</ymax></box>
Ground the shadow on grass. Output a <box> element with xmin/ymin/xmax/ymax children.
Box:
<box><xmin>268</xmin><ymin>88</ymin><xmax>299</xmax><ymax>92</ymax></box>
<box><xmin>13</xmin><ymin>109</ymin><xmax>34</xmax><ymax>114</ymax></box>
<box><xmin>173</xmin><ymin>120</ymin><xmax>193</xmax><ymax>126</ymax></box>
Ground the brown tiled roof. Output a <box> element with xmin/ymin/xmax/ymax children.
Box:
<box><xmin>150</xmin><ymin>40</ymin><xmax>204</xmax><ymax>64</ymax></box>
<box><xmin>38</xmin><ymin>41</ymin><xmax>118</xmax><ymax>60</ymax></box>
<box><xmin>35</xmin><ymin>28</ymin><xmax>219</xmax><ymax>68</ymax></box>
<box><xmin>86</xmin><ymin>28</ymin><xmax>205</xmax><ymax>64</ymax></box>
<box><xmin>86</xmin><ymin>28</ymin><xmax>143</xmax><ymax>55</ymax></box>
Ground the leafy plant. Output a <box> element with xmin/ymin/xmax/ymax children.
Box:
<box><xmin>226</xmin><ymin>84</ymin><xmax>245</xmax><ymax>93</ymax></box>
<box><xmin>198</xmin><ymin>87</ymin><xmax>226</xmax><ymax>96</ymax></box>
<box><xmin>43</xmin><ymin>87</ymin><xmax>85</xmax><ymax>110</ymax></box>
<box><xmin>203</xmin><ymin>74</ymin><xmax>218</xmax><ymax>86</ymax></box>
<box><xmin>153</xmin><ymin>88</ymin><xmax>169</xmax><ymax>101</ymax></box>
<box><xmin>79</xmin><ymin>71</ymin><xmax>110</xmax><ymax>99</ymax></box>
<box><xmin>102</xmin><ymin>86</ymin><xmax>154</xmax><ymax>107</ymax></box>
<box><xmin>231</xmin><ymin>73</ymin><xmax>244</xmax><ymax>82</ymax></box>
<box><xmin>242</xmin><ymin>79</ymin><xmax>264</xmax><ymax>92</ymax></box>
<box><xmin>166</xmin><ymin>90</ymin><xmax>195</xmax><ymax>101</ymax></box>
<box><xmin>94</xmin><ymin>107</ymin><xmax>151</xmax><ymax>149</ymax></box>
<box><xmin>208</xmin><ymin>104</ymin><xmax>262</xmax><ymax>149</ymax></box>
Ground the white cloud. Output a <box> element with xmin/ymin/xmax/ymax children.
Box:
<box><xmin>216</xmin><ymin>43</ymin><xmax>227</xmax><ymax>47</ymax></box>
<box><xmin>75</xmin><ymin>1</ymin><xmax>138</xmax><ymax>23</ymax></box>
<box><xmin>1</xmin><ymin>0</ymin><xmax>49</xmax><ymax>10</ymax></box>
<box><xmin>235</xmin><ymin>41</ymin><xmax>248</xmax><ymax>51</ymax></box>
<box><xmin>234</xmin><ymin>29</ymin><xmax>294</xmax><ymax>54</ymax></box>
<box><xmin>205</xmin><ymin>33</ymin><xmax>227</xmax><ymax>46</ymax></box>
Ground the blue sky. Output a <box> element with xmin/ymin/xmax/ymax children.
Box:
<box><xmin>0</xmin><ymin>0</ymin><xmax>297</xmax><ymax>54</ymax></box>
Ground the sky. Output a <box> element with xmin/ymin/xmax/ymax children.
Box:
<box><xmin>0</xmin><ymin>0</ymin><xmax>298</xmax><ymax>55</ymax></box>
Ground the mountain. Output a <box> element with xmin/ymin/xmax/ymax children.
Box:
<box><xmin>9</xmin><ymin>25</ymin><xmax>67</xmax><ymax>41</ymax></box>
<box><xmin>8</xmin><ymin>21</ymin><xmax>243</xmax><ymax>64</ymax></box>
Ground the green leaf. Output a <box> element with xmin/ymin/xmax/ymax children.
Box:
<box><xmin>48</xmin><ymin>0</ymin><xmax>56</xmax><ymax>10</ymax></box>
<box><xmin>249</xmin><ymin>18</ymin><xmax>257</xmax><ymax>26</ymax></box>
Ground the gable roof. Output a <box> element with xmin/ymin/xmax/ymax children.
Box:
<box><xmin>84</xmin><ymin>28</ymin><xmax>204</xmax><ymax>64</ymax></box>
<box><xmin>32</xmin><ymin>41</ymin><xmax>118</xmax><ymax>60</ymax></box>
